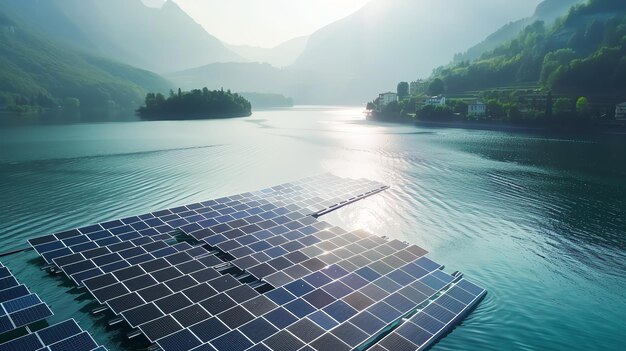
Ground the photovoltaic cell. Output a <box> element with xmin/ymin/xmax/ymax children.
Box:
<box><xmin>25</xmin><ymin>175</ymin><xmax>485</xmax><ymax>351</ymax></box>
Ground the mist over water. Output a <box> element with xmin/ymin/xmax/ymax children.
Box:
<box><xmin>0</xmin><ymin>107</ymin><xmax>625</xmax><ymax>350</ymax></box>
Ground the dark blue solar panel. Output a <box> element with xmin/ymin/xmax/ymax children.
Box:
<box><xmin>265</xmin><ymin>288</ymin><xmax>296</xmax><ymax>305</ymax></box>
<box><xmin>284</xmin><ymin>298</ymin><xmax>316</xmax><ymax>318</ymax></box>
<box><xmin>158</xmin><ymin>329</ymin><xmax>202</xmax><ymax>351</ymax></box>
<box><xmin>446</xmin><ymin>286</ymin><xmax>476</xmax><ymax>305</ymax></box>
<box><xmin>308</xmin><ymin>310</ymin><xmax>339</xmax><ymax>331</ymax></box>
<box><xmin>10</xmin><ymin>303</ymin><xmax>53</xmax><ymax>327</ymax></box>
<box><xmin>395</xmin><ymin>322</ymin><xmax>432</xmax><ymax>346</ymax></box>
<box><xmin>415</xmin><ymin>257</ymin><xmax>442</xmax><ymax>271</ymax></box>
<box><xmin>422</xmin><ymin>303</ymin><xmax>456</xmax><ymax>324</ymax></box>
<box><xmin>0</xmin><ymin>315</ymin><xmax>12</xmax><ymax>333</ymax></box>
<box><xmin>303</xmin><ymin>272</ymin><xmax>332</xmax><ymax>288</ymax></box>
<box><xmin>239</xmin><ymin>318</ymin><xmax>278</xmax><ymax>343</ymax></box>
<box><xmin>435</xmin><ymin>294</ymin><xmax>466</xmax><ymax>314</ymax></box>
<box><xmin>456</xmin><ymin>279</ymin><xmax>485</xmax><ymax>296</ymax></box>
<box><xmin>2</xmin><ymin>294</ymin><xmax>40</xmax><ymax>313</ymax></box>
<box><xmin>264</xmin><ymin>307</ymin><xmax>298</xmax><ymax>329</ymax></box>
<box><xmin>210</xmin><ymin>330</ymin><xmax>252</xmax><ymax>351</ymax></box>
<box><xmin>0</xmin><ymin>333</ymin><xmax>42</xmax><ymax>351</ymax></box>
<box><xmin>323</xmin><ymin>300</ymin><xmax>358</xmax><ymax>323</ymax></box>
<box><xmin>189</xmin><ymin>317</ymin><xmax>229</xmax><ymax>343</ymax></box>
<box><xmin>283</xmin><ymin>280</ymin><xmax>315</xmax><ymax>297</ymax></box>
<box><xmin>49</xmin><ymin>331</ymin><xmax>97</xmax><ymax>351</ymax></box>
<box><xmin>349</xmin><ymin>311</ymin><xmax>386</xmax><ymax>335</ymax></box>
<box><xmin>367</xmin><ymin>302</ymin><xmax>403</xmax><ymax>323</ymax></box>
<box><xmin>38</xmin><ymin>319</ymin><xmax>82</xmax><ymax>345</ymax></box>
<box><xmin>410</xmin><ymin>312</ymin><xmax>445</xmax><ymax>334</ymax></box>
<box><xmin>355</xmin><ymin>266</ymin><xmax>382</xmax><ymax>282</ymax></box>
<box><xmin>0</xmin><ymin>285</ymin><xmax>29</xmax><ymax>303</ymax></box>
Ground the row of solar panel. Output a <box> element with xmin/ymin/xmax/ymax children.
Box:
<box><xmin>54</xmin><ymin>238</ymin><xmax>214</xmax><ymax>287</ymax></box>
<box><xmin>0</xmin><ymin>264</ymin><xmax>53</xmax><ymax>335</ymax></box>
<box><xmin>0</xmin><ymin>264</ymin><xmax>107</xmax><ymax>351</ymax></box>
<box><xmin>0</xmin><ymin>319</ymin><xmax>105</xmax><ymax>351</ymax></box>
<box><xmin>38</xmin><ymin>188</ymin><xmax>368</xmax><ymax>292</ymax></box>
<box><xmin>56</xmin><ymin>223</ymin><xmax>438</xmax><ymax>350</ymax></box>
<box><xmin>29</xmin><ymin>174</ymin><xmax>386</xmax><ymax>263</ymax></box>
<box><xmin>37</xmin><ymin>209</ymin><xmax>450</xmax><ymax>350</ymax></box>
<box><xmin>27</xmin><ymin>175</ymin><xmax>486</xmax><ymax>351</ymax></box>
<box><xmin>371</xmin><ymin>279</ymin><xmax>487</xmax><ymax>351</ymax></box>
<box><xmin>174</xmin><ymin>242</ymin><xmax>451</xmax><ymax>351</ymax></box>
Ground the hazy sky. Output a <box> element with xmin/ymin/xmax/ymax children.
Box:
<box><xmin>142</xmin><ymin>0</ymin><xmax>542</xmax><ymax>48</ymax></box>
<box><xmin>143</xmin><ymin>0</ymin><xmax>372</xmax><ymax>47</ymax></box>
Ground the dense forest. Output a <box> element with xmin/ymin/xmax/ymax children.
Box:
<box><xmin>432</xmin><ymin>0</ymin><xmax>626</xmax><ymax>96</ymax></box>
<box><xmin>0</xmin><ymin>5</ymin><xmax>169</xmax><ymax>114</ymax></box>
<box><xmin>138</xmin><ymin>88</ymin><xmax>252</xmax><ymax>119</ymax></box>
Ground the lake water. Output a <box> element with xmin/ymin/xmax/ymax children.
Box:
<box><xmin>0</xmin><ymin>106</ymin><xmax>625</xmax><ymax>350</ymax></box>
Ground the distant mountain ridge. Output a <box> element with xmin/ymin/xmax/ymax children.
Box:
<box><xmin>226</xmin><ymin>36</ymin><xmax>309</xmax><ymax>68</ymax></box>
<box><xmin>0</xmin><ymin>5</ymin><xmax>170</xmax><ymax>109</ymax></box>
<box><xmin>1</xmin><ymin>0</ymin><xmax>244</xmax><ymax>73</ymax></box>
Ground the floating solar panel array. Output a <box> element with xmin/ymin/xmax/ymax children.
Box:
<box><xmin>28</xmin><ymin>174</ymin><xmax>486</xmax><ymax>351</ymax></box>
<box><xmin>0</xmin><ymin>263</ymin><xmax>53</xmax><ymax>336</ymax></box>
<box><xmin>0</xmin><ymin>263</ymin><xmax>106</xmax><ymax>351</ymax></box>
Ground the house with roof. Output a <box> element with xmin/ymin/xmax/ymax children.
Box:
<box><xmin>615</xmin><ymin>102</ymin><xmax>626</xmax><ymax>120</ymax></box>
<box><xmin>425</xmin><ymin>95</ymin><xmax>446</xmax><ymax>106</ymax></box>
<box><xmin>378</xmin><ymin>92</ymin><xmax>397</xmax><ymax>106</ymax></box>
<box><xmin>468</xmin><ymin>100</ymin><xmax>487</xmax><ymax>117</ymax></box>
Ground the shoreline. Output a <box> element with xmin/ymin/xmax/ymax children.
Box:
<box><xmin>367</xmin><ymin>114</ymin><xmax>626</xmax><ymax>135</ymax></box>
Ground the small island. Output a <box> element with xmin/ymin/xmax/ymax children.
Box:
<box><xmin>137</xmin><ymin>87</ymin><xmax>252</xmax><ymax>120</ymax></box>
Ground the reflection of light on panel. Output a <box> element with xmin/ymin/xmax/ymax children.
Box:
<box><xmin>26</xmin><ymin>174</ymin><xmax>485</xmax><ymax>351</ymax></box>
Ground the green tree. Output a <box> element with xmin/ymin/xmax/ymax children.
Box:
<box><xmin>397</xmin><ymin>82</ymin><xmax>409</xmax><ymax>100</ymax></box>
<box><xmin>576</xmin><ymin>96</ymin><xmax>590</xmax><ymax>118</ymax></box>
<box><xmin>428</xmin><ymin>78</ymin><xmax>445</xmax><ymax>96</ymax></box>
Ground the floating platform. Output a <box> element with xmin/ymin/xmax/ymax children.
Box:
<box><xmin>0</xmin><ymin>263</ymin><xmax>106</xmax><ymax>350</ymax></box>
<box><xmin>26</xmin><ymin>174</ymin><xmax>485</xmax><ymax>351</ymax></box>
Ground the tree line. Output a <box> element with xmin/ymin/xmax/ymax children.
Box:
<box><xmin>138</xmin><ymin>87</ymin><xmax>252</xmax><ymax>119</ymax></box>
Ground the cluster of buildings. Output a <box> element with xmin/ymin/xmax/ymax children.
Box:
<box><xmin>376</xmin><ymin>91</ymin><xmax>486</xmax><ymax>117</ymax></box>
<box><xmin>376</xmin><ymin>88</ymin><xmax>625</xmax><ymax>121</ymax></box>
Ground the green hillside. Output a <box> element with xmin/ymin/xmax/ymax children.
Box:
<box><xmin>433</xmin><ymin>0</ymin><xmax>626</xmax><ymax>97</ymax></box>
<box><xmin>0</xmin><ymin>8</ymin><xmax>170</xmax><ymax>111</ymax></box>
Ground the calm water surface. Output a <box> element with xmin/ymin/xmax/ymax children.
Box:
<box><xmin>0</xmin><ymin>107</ymin><xmax>625</xmax><ymax>350</ymax></box>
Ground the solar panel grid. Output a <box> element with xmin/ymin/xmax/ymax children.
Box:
<box><xmin>0</xmin><ymin>267</ymin><xmax>53</xmax><ymax>334</ymax></box>
<box><xmin>25</xmin><ymin>175</ymin><xmax>486</xmax><ymax>351</ymax></box>
<box><xmin>372</xmin><ymin>278</ymin><xmax>486</xmax><ymax>351</ymax></box>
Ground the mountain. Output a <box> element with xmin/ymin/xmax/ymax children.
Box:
<box><xmin>0</xmin><ymin>6</ymin><xmax>170</xmax><ymax>109</ymax></box>
<box><xmin>285</xmin><ymin>0</ymin><xmax>541</xmax><ymax>103</ymax></box>
<box><xmin>226</xmin><ymin>36</ymin><xmax>309</xmax><ymax>68</ymax></box>
<box><xmin>454</xmin><ymin>0</ymin><xmax>586</xmax><ymax>63</ymax></box>
<box><xmin>167</xmin><ymin>63</ymin><xmax>291</xmax><ymax>95</ymax></box>
<box><xmin>0</xmin><ymin>0</ymin><xmax>243</xmax><ymax>73</ymax></box>
<box><xmin>432</xmin><ymin>0</ymin><xmax>626</xmax><ymax>97</ymax></box>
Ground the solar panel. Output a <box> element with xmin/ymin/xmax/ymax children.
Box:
<box><xmin>0</xmin><ymin>265</ymin><xmax>107</xmax><ymax>351</ymax></box>
<box><xmin>0</xmin><ymin>266</ymin><xmax>52</xmax><ymax>335</ymax></box>
<box><xmin>26</xmin><ymin>174</ymin><xmax>485</xmax><ymax>351</ymax></box>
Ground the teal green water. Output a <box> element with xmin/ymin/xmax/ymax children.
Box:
<box><xmin>0</xmin><ymin>107</ymin><xmax>625</xmax><ymax>350</ymax></box>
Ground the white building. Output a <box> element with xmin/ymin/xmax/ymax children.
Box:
<box><xmin>468</xmin><ymin>100</ymin><xmax>487</xmax><ymax>117</ymax></box>
<box><xmin>378</xmin><ymin>92</ymin><xmax>398</xmax><ymax>106</ymax></box>
<box><xmin>615</xmin><ymin>102</ymin><xmax>626</xmax><ymax>120</ymax></box>
<box><xmin>425</xmin><ymin>95</ymin><xmax>446</xmax><ymax>106</ymax></box>
<box><xmin>410</xmin><ymin>80</ymin><xmax>427</xmax><ymax>96</ymax></box>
